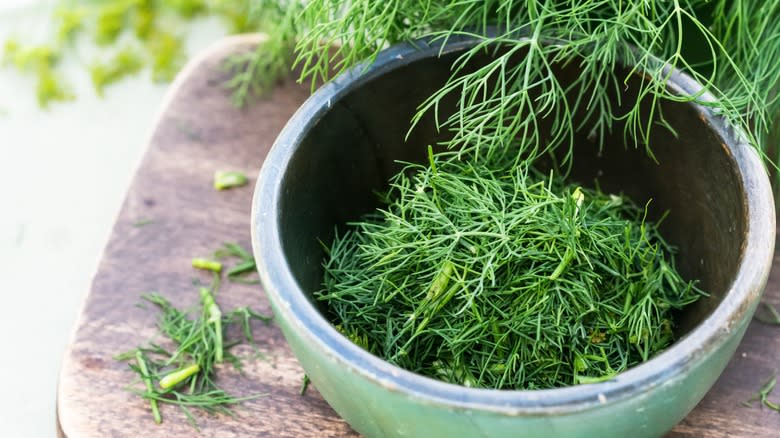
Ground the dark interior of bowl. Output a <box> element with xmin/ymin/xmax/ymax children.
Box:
<box><xmin>278</xmin><ymin>45</ymin><xmax>747</xmax><ymax>338</ymax></box>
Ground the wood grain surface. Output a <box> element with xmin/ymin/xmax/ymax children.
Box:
<box><xmin>57</xmin><ymin>34</ymin><xmax>780</xmax><ymax>437</ymax></box>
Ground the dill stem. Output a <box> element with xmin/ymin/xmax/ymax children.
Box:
<box><xmin>192</xmin><ymin>258</ymin><xmax>222</xmax><ymax>273</ymax></box>
<box><xmin>214</xmin><ymin>171</ymin><xmax>248</xmax><ymax>190</ymax></box>
<box><xmin>300</xmin><ymin>375</ymin><xmax>311</xmax><ymax>396</ymax></box>
<box><xmin>200</xmin><ymin>287</ymin><xmax>223</xmax><ymax>363</ymax></box>
<box><xmin>160</xmin><ymin>363</ymin><xmax>200</xmax><ymax>389</ymax></box>
<box><xmin>135</xmin><ymin>351</ymin><xmax>161</xmax><ymax>424</ymax></box>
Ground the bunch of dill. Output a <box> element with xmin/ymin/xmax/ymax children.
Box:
<box><xmin>318</xmin><ymin>147</ymin><xmax>705</xmax><ymax>390</ymax></box>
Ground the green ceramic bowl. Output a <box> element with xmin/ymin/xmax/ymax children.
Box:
<box><xmin>252</xmin><ymin>35</ymin><xmax>775</xmax><ymax>437</ymax></box>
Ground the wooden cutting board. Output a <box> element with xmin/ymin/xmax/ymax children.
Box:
<box><xmin>56</xmin><ymin>34</ymin><xmax>780</xmax><ymax>437</ymax></box>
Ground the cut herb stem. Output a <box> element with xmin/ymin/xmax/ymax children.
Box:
<box><xmin>192</xmin><ymin>258</ymin><xmax>222</xmax><ymax>273</ymax></box>
<box><xmin>300</xmin><ymin>374</ymin><xmax>310</xmax><ymax>396</ymax></box>
<box><xmin>160</xmin><ymin>363</ymin><xmax>200</xmax><ymax>390</ymax></box>
<box><xmin>214</xmin><ymin>171</ymin><xmax>248</xmax><ymax>190</ymax></box>
<box><xmin>200</xmin><ymin>287</ymin><xmax>223</xmax><ymax>363</ymax></box>
<box><xmin>135</xmin><ymin>351</ymin><xmax>162</xmax><ymax>424</ymax></box>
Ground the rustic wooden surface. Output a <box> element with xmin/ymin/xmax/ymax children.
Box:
<box><xmin>57</xmin><ymin>34</ymin><xmax>780</xmax><ymax>437</ymax></box>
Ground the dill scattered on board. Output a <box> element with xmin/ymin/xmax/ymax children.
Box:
<box><xmin>214</xmin><ymin>242</ymin><xmax>261</xmax><ymax>284</ymax></box>
<box><xmin>116</xmin><ymin>242</ymin><xmax>272</xmax><ymax>428</ymax></box>
<box><xmin>317</xmin><ymin>145</ymin><xmax>706</xmax><ymax>390</ymax></box>
<box><xmin>743</xmin><ymin>374</ymin><xmax>780</xmax><ymax>412</ymax></box>
<box><xmin>214</xmin><ymin>170</ymin><xmax>248</xmax><ymax>191</ymax></box>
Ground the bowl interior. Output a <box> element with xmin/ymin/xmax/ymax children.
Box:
<box><xmin>277</xmin><ymin>45</ymin><xmax>746</xmax><ymax>345</ymax></box>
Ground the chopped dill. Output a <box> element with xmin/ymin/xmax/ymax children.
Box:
<box><xmin>89</xmin><ymin>46</ymin><xmax>145</xmax><ymax>97</ymax></box>
<box><xmin>36</xmin><ymin>67</ymin><xmax>75</xmax><ymax>108</ymax></box>
<box><xmin>1</xmin><ymin>0</ymin><xmax>274</xmax><ymax>106</ymax></box>
<box><xmin>213</xmin><ymin>171</ymin><xmax>248</xmax><ymax>191</ymax></box>
<box><xmin>94</xmin><ymin>3</ymin><xmax>128</xmax><ymax>46</ymax></box>
<box><xmin>192</xmin><ymin>258</ymin><xmax>222</xmax><ymax>274</ymax></box>
<box><xmin>214</xmin><ymin>242</ymin><xmax>260</xmax><ymax>284</ymax></box>
<box><xmin>146</xmin><ymin>31</ymin><xmax>186</xmax><ymax>83</ymax></box>
<box><xmin>300</xmin><ymin>374</ymin><xmax>310</xmax><ymax>396</ymax></box>
<box><xmin>743</xmin><ymin>373</ymin><xmax>780</xmax><ymax>412</ymax></box>
<box><xmin>117</xmin><ymin>252</ymin><xmax>273</xmax><ymax>427</ymax></box>
<box><xmin>318</xmin><ymin>144</ymin><xmax>705</xmax><ymax>390</ymax></box>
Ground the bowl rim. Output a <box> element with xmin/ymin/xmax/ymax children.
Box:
<box><xmin>252</xmin><ymin>35</ymin><xmax>776</xmax><ymax>415</ymax></box>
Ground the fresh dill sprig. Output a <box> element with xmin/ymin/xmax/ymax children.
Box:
<box><xmin>192</xmin><ymin>257</ymin><xmax>223</xmax><ymax>273</ymax></box>
<box><xmin>117</xmin><ymin>287</ymin><xmax>272</xmax><ymax>427</ymax></box>
<box><xmin>147</xmin><ymin>30</ymin><xmax>186</xmax><ymax>83</ymax></box>
<box><xmin>117</xmin><ymin>243</ymin><xmax>273</xmax><ymax>427</ymax></box>
<box><xmin>286</xmin><ymin>0</ymin><xmax>777</xmax><ymax>173</ymax></box>
<box><xmin>89</xmin><ymin>46</ymin><xmax>145</xmax><ymax>97</ymax></box>
<box><xmin>214</xmin><ymin>242</ymin><xmax>260</xmax><ymax>284</ymax></box>
<box><xmin>318</xmin><ymin>144</ymin><xmax>705</xmax><ymax>390</ymax></box>
<box><xmin>221</xmin><ymin>1</ymin><xmax>301</xmax><ymax>107</ymax></box>
<box><xmin>743</xmin><ymin>373</ymin><xmax>780</xmax><ymax>412</ymax></box>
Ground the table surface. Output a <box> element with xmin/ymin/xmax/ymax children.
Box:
<box><xmin>56</xmin><ymin>35</ymin><xmax>780</xmax><ymax>437</ymax></box>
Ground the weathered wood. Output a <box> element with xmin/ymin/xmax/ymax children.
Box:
<box><xmin>57</xmin><ymin>34</ymin><xmax>780</xmax><ymax>437</ymax></box>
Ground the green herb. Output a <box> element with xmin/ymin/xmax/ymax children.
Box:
<box><xmin>135</xmin><ymin>351</ymin><xmax>161</xmax><ymax>424</ymax></box>
<box><xmin>54</xmin><ymin>7</ymin><xmax>87</xmax><ymax>44</ymax></box>
<box><xmin>300</xmin><ymin>374</ymin><xmax>310</xmax><ymax>396</ymax></box>
<box><xmin>159</xmin><ymin>363</ymin><xmax>200</xmax><ymax>389</ymax></box>
<box><xmin>36</xmin><ymin>67</ymin><xmax>75</xmax><ymax>108</ymax></box>
<box><xmin>147</xmin><ymin>31</ymin><xmax>186</xmax><ymax>83</ymax></box>
<box><xmin>277</xmin><ymin>1</ymin><xmax>780</xmax><ymax>176</ymax></box>
<box><xmin>214</xmin><ymin>242</ymin><xmax>259</xmax><ymax>284</ymax></box>
<box><xmin>199</xmin><ymin>287</ymin><xmax>223</xmax><ymax>363</ymax></box>
<box><xmin>133</xmin><ymin>218</ymin><xmax>154</xmax><ymax>227</ymax></box>
<box><xmin>743</xmin><ymin>373</ymin><xmax>780</xmax><ymax>412</ymax></box>
<box><xmin>117</xmin><ymin>283</ymin><xmax>273</xmax><ymax>427</ymax></box>
<box><xmin>132</xmin><ymin>0</ymin><xmax>156</xmax><ymax>39</ymax></box>
<box><xmin>318</xmin><ymin>145</ymin><xmax>705</xmax><ymax>390</ymax></box>
<box><xmin>167</xmin><ymin>0</ymin><xmax>207</xmax><ymax>19</ymax></box>
<box><xmin>89</xmin><ymin>46</ymin><xmax>145</xmax><ymax>97</ymax></box>
<box><xmin>214</xmin><ymin>171</ymin><xmax>248</xmax><ymax>191</ymax></box>
<box><xmin>94</xmin><ymin>3</ymin><xmax>129</xmax><ymax>46</ymax></box>
<box><xmin>221</xmin><ymin>1</ymin><xmax>300</xmax><ymax>106</ymax></box>
<box><xmin>192</xmin><ymin>258</ymin><xmax>222</xmax><ymax>273</ymax></box>
<box><xmin>755</xmin><ymin>302</ymin><xmax>780</xmax><ymax>326</ymax></box>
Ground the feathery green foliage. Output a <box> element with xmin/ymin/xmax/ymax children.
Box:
<box><xmin>117</xmin><ymin>246</ymin><xmax>273</xmax><ymax>427</ymax></box>
<box><xmin>288</xmin><ymin>0</ymin><xmax>778</xmax><ymax>166</ymax></box>
<box><xmin>743</xmin><ymin>374</ymin><xmax>780</xmax><ymax>412</ymax></box>
<box><xmin>318</xmin><ymin>143</ymin><xmax>705</xmax><ymax>389</ymax></box>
